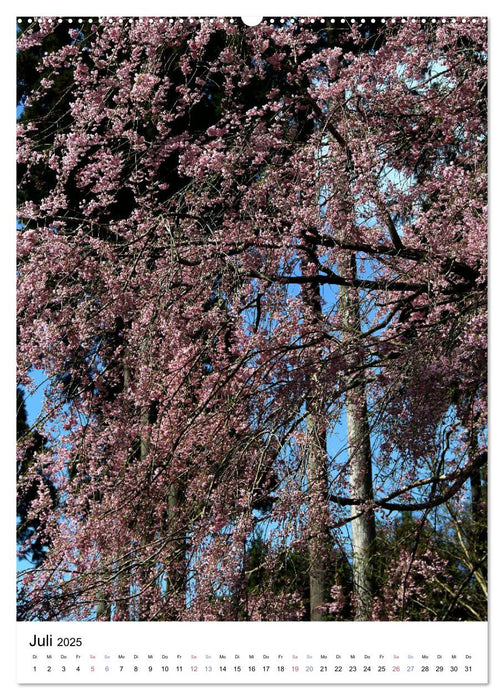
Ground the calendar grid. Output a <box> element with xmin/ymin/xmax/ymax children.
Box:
<box><xmin>17</xmin><ymin>621</ymin><xmax>488</xmax><ymax>684</ymax></box>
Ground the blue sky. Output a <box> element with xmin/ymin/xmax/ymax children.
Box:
<box><xmin>23</xmin><ymin>368</ymin><xmax>47</xmax><ymax>426</ymax></box>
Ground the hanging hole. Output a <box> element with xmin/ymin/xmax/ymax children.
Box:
<box><xmin>241</xmin><ymin>16</ymin><xmax>263</xmax><ymax>26</ymax></box>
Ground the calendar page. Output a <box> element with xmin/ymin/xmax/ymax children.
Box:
<box><xmin>13</xmin><ymin>1</ymin><xmax>490</xmax><ymax>692</ymax></box>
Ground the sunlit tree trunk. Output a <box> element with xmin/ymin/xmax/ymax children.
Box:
<box><xmin>305</xmin><ymin>403</ymin><xmax>331</xmax><ymax>620</ymax></box>
<box><xmin>96</xmin><ymin>592</ymin><xmax>111</xmax><ymax>620</ymax></box>
<box><xmin>339</xmin><ymin>254</ymin><xmax>377</xmax><ymax>620</ymax></box>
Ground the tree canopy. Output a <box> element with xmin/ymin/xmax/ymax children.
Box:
<box><xmin>17</xmin><ymin>16</ymin><xmax>487</xmax><ymax>621</ymax></box>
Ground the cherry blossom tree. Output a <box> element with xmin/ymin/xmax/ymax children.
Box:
<box><xmin>17</xmin><ymin>16</ymin><xmax>487</xmax><ymax>621</ymax></box>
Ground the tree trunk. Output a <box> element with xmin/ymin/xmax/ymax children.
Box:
<box><xmin>339</xmin><ymin>254</ymin><xmax>377</xmax><ymax>620</ymax></box>
<box><xmin>162</xmin><ymin>481</ymin><xmax>187</xmax><ymax>620</ymax></box>
<box><xmin>96</xmin><ymin>591</ymin><xmax>111</xmax><ymax>620</ymax></box>
<box><xmin>469</xmin><ymin>429</ymin><xmax>487</xmax><ymax>585</ymax></box>
<box><xmin>137</xmin><ymin>403</ymin><xmax>155</xmax><ymax>620</ymax></box>
<box><xmin>306</xmin><ymin>404</ymin><xmax>331</xmax><ymax>620</ymax></box>
<box><xmin>301</xmin><ymin>256</ymin><xmax>332</xmax><ymax>621</ymax></box>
